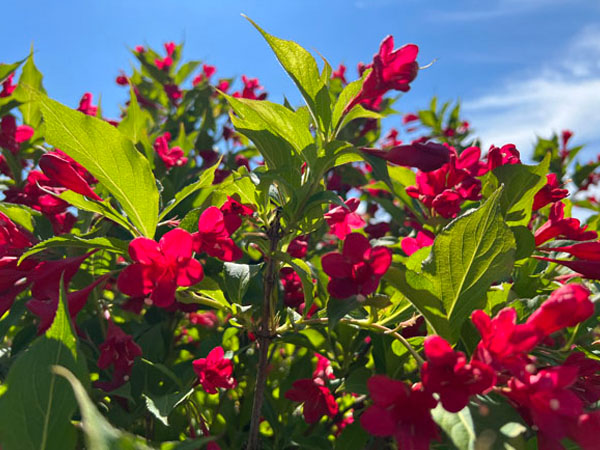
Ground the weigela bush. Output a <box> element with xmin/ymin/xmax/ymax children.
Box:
<box><xmin>1</xmin><ymin>17</ymin><xmax>600</xmax><ymax>450</ymax></box>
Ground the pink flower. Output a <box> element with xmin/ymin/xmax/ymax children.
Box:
<box><xmin>153</xmin><ymin>133</ymin><xmax>188</xmax><ymax>169</ymax></box>
<box><xmin>193</xmin><ymin>346</ymin><xmax>237</xmax><ymax>394</ymax></box>
<box><xmin>534</xmin><ymin>202</ymin><xmax>597</xmax><ymax>246</ymax></box>
<box><xmin>403</xmin><ymin>113</ymin><xmax>419</xmax><ymax>124</ymax></box>
<box><xmin>193</xmin><ymin>64</ymin><xmax>217</xmax><ymax>86</ymax></box>
<box><xmin>95</xmin><ymin>320</ymin><xmax>142</xmax><ymax>391</ymax></box>
<box><xmin>232</xmin><ymin>75</ymin><xmax>267</xmax><ymax>100</ymax></box>
<box><xmin>189</xmin><ymin>311</ymin><xmax>219</xmax><ymax>328</ymax></box>
<box><xmin>39</xmin><ymin>152</ymin><xmax>102</xmax><ymax>201</ymax></box>
<box><xmin>117</xmin><ymin>229</ymin><xmax>204</xmax><ymax>308</ymax></box>
<box><xmin>535</xmin><ymin>249</ymin><xmax>600</xmax><ymax>281</ymax></box>
<box><xmin>421</xmin><ymin>336</ymin><xmax>496</xmax><ymax>412</ymax></box>
<box><xmin>348</xmin><ymin>36</ymin><xmax>419</xmax><ymax>111</ymax></box>
<box><xmin>324</xmin><ymin>198</ymin><xmax>365</xmax><ymax>240</ymax></box>
<box><xmin>77</xmin><ymin>93</ymin><xmax>97</xmax><ymax>116</ymax></box>
<box><xmin>193</xmin><ymin>207</ymin><xmax>243</xmax><ymax>262</ymax></box>
<box><xmin>0</xmin><ymin>212</ymin><xmax>34</xmax><ymax>257</ymax></box>
<box><xmin>487</xmin><ymin>144</ymin><xmax>521</xmax><ymax>170</ymax></box>
<box><xmin>360</xmin><ymin>375</ymin><xmax>439</xmax><ymax>450</ymax></box>
<box><xmin>0</xmin><ymin>115</ymin><xmax>34</xmax><ymax>153</ymax></box>
<box><xmin>361</xmin><ymin>141</ymin><xmax>450</xmax><ymax>172</ymax></box>
<box><xmin>313</xmin><ymin>354</ymin><xmax>335</xmax><ymax>381</ymax></box>
<box><xmin>164</xmin><ymin>42</ymin><xmax>176</xmax><ymax>56</ymax></box>
<box><xmin>321</xmin><ymin>233</ymin><xmax>391</xmax><ymax>298</ymax></box>
<box><xmin>285</xmin><ymin>378</ymin><xmax>338</xmax><ymax>423</ymax></box>
<box><xmin>401</xmin><ymin>230</ymin><xmax>434</xmax><ymax>255</ymax></box>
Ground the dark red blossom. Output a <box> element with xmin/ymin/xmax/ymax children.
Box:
<box><xmin>95</xmin><ymin>320</ymin><xmax>142</xmax><ymax>391</ymax></box>
<box><xmin>365</xmin><ymin>222</ymin><xmax>390</xmax><ymax>239</ymax></box>
<box><xmin>539</xmin><ymin>241</ymin><xmax>600</xmax><ymax>261</ymax></box>
<box><xmin>193</xmin><ymin>346</ymin><xmax>237</xmax><ymax>394</ymax></box>
<box><xmin>487</xmin><ymin>144</ymin><xmax>521</xmax><ymax>170</ymax></box>
<box><xmin>534</xmin><ymin>202</ymin><xmax>597</xmax><ymax>246</ymax></box>
<box><xmin>164</xmin><ymin>84</ymin><xmax>182</xmax><ymax>103</ymax></box>
<box><xmin>153</xmin><ymin>133</ymin><xmax>188</xmax><ymax>169</ymax></box>
<box><xmin>348</xmin><ymin>36</ymin><xmax>419</xmax><ymax>111</ymax></box>
<box><xmin>362</xmin><ymin>141</ymin><xmax>450</xmax><ymax>172</ymax></box>
<box><xmin>285</xmin><ymin>378</ymin><xmax>338</xmax><ymax>424</ymax></box>
<box><xmin>39</xmin><ymin>153</ymin><xmax>102</xmax><ymax>201</ymax></box>
<box><xmin>536</xmin><ymin>255</ymin><xmax>600</xmax><ymax>281</ymax></box>
<box><xmin>532</xmin><ymin>174</ymin><xmax>569</xmax><ymax>211</ymax></box>
<box><xmin>564</xmin><ymin>352</ymin><xmax>600</xmax><ymax>404</ymax></box>
<box><xmin>360</xmin><ymin>375</ymin><xmax>439</xmax><ymax>450</ymax></box>
<box><xmin>313</xmin><ymin>354</ymin><xmax>335</xmax><ymax>381</ymax></box>
<box><xmin>0</xmin><ymin>115</ymin><xmax>34</xmax><ymax>153</ymax></box>
<box><xmin>117</xmin><ymin>228</ymin><xmax>204</xmax><ymax>308</ymax></box>
<box><xmin>526</xmin><ymin>284</ymin><xmax>593</xmax><ymax>336</ymax></box>
<box><xmin>280</xmin><ymin>267</ymin><xmax>304</xmax><ymax>309</ymax></box>
<box><xmin>0</xmin><ymin>212</ymin><xmax>34</xmax><ymax>257</ymax></box>
<box><xmin>287</xmin><ymin>235</ymin><xmax>309</xmax><ymax>258</ymax></box>
<box><xmin>331</xmin><ymin>64</ymin><xmax>347</xmax><ymax>84</ymax></box>
<box><xmin>321</xmin><ymin>233</ymin><xmax>391</xmax><ymax>298</ymax></box>
<box><xmin>324</xmin><ymin>198</ymin><xmax>365</xmax><ymax>240</ymax></box>
<box><xmin>421</xmin><ymin>336</ymin><xmax>496</xmax><ymax>412</ymax></box>
<box><xmin>193</xmin><ymin>207</ymin><xmax>243</xmax><ymax>262</ymax></box>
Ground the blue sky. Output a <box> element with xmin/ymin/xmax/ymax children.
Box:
<box><xmin>3</xmin><ymin>0</ymin><xmax>600</xmax><ymax>158</ymax></box>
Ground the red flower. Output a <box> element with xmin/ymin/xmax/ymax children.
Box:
<box><xmin>403</xmin><ymin>113</ymin><xmax>419</xmax><ymax>124</ymax></box>
<box><xmin>153</xmin><ymin>133</ymin><xmax>188</xmax><ymax>169</ymax></box>
<box><xmin>324</xmin><ymin>198</ymin><xmax>366</xmax><ymax>240</ymax></box>
<box><xmin>164</xmin><ymin>84</ymin><xmax>182</xmax><ymax>103</ymax></box>
<box><xmin>539</xmin><ymin>241</ymin><xmax>600</xmax><ymax>261</ymax></box>
<box><xmin>285</xmin><ymin>378</ymin><xmax>338</xmax><ymax>423</ymax></box>
<box><xmin>348</xmin><ymin>36</ymin><xmax>419</xmax><ymax>111</ymax></box>
<box><xmin>362</xmin><ymin>141</ymin><xmax>450</xmax><ymax>172</ymax></box>
<box><xmin>365</xmin><ymin>222</ymin><xmax>390</xmax><ymax>239</ymax></box>
<box><xmin>95</xmin><ymin>320</ymin><xmax>142</xmax><ymax>391</ymax></box>
<box><xmin>164</xmin><ymin>42</ymin><xmax>176</xmax><ymax>56</ymax></box>
<box><xmin>487</xmin><ymin>144</ymin><xmax>521</xmax><ymax>170</ymax></box>
<box><xmin>526</xmin><ymin>284</ymin><xmax>593</xmax><ymax>337</ymax></box>
<box><xmin>189</xmin><ymin>311</ymin><xmax>219</xmax><ymax>328</ymax></box>
<box><xmin>421</xmin><ymin>336</ymin><xmax>496</xmax><ymax>412</ymax></box>
<box><xmin>313</xmin><ymin>354</ymin><xmax>335</xmax><ymax>381</ymax></box>
<box><xmin>332</xmin><ymin>64</ymin><xmax>347</xmax><ymax>84</ymax></box>
<box><xmin>563</xmin><ymin>352</ymin><xmax>600</xmax><ymax>404</ymax></box>
<box><xmin>193</xmin><ymin>346</ymin><xmax>237</xmax><ymax>394</ymax></box>
<box><xmin>117</xmin><ymin>229</ymin><xmax>204</xmax><ymax>308</ymax></box>
<box><xmin>0</xmin><ymin>73</ymin><xmax>17</xmax><ymax>97</ymax></box>
<box><xmin>321</xmin><ymin>233</ymin><xmax>391</xmax><ymax>298</ymax></box>
<box><xmin>532</xmin><ymin>174</ymin><xmax>569</xmax><ymax>211</ymax></box>
<box><xmin>471</xmin><ymin>308</ymin><xmax>540</xmax><ymax>373</ymax></box>
<box><xmin>77</xmin><ymin>93</ymin><xmax>98</xmax><ymax>116</ymax></box>
<box><xmin>155</xmin><ymin>56</ymin><xmax>173</xmax><ymax>71</ymax></box>
<box><xmin>0</xmin><ymin>115</ymin><xmax>34</xmax><ymax>153</ymax></box>
<box><xmin>534</xmin><ymin>202</ymin><xmax>597</xmax><ymax>246</ymax></box>
<box><xmin>39</xmin><ymin>153</ymin><xmax>102</xmax><ymax>201</ymax></box>
<box><xmin>220</xmin><ymin>196</ymin><xmax>254</xmax><ymax>226</ymax></box>
<box><xmin>193</xmin><ymin>64</ymin><xmax>217</xmax><ymax>86</ymax></box>
<box><xmin>0</xmin><ymin>212</ymin><xmax>34</xmax><ymax>257</ymax></box>
<box><xmin>504</xmin><ymin>365</ymin><xmax>584</xmax><ymax>447</ymax></box>
<box><xmin>401</xmin><ymin>230</ymin><xmax>434</xmax><ymax>255</ymax></box>
<box><xmin>287</xmin><ymin>235</ymin><xmax>309</xmax><ymax>258</ymax></box>
<box><xmin>232</xmin><ymin>75</ymin><xmax>267</xmax><ymax>100</ymax></box>
<box><xmin>280</xmin><ymin>267</ymin><xmax>305</xmax><ymax>309</ymax></box>
<box><xmin>193</xmin><ymin>207</ymin><xmax>243</xmax><ymax>262</ymax></box>
<box><xmin>360</xmin><ymin>375</ymin><xmax>439</xmax><ymax>450</ymax></box>
<box><xmin>115</xmin><ymin>72</ymin><xmax>128</xmax><ymax>86</ymax></box>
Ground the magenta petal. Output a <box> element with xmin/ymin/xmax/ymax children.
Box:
<box><xmin>328</xmin><ymin>279</ymin><xmax>359</xmax><ymax>299</ymax></box>
<box><xmin>198</xmin><ymin>207</ymin><xmax>225</xmax><ymax>234</ymax></box>
<box><xmin>368</xmin><ymin>246</ymin><xmax>392</xmax><ymax>276</ymax></box>
<box><xmin>117</xmin><ymin>264</ymin><xmax>154</xmax><ymax>297</ymax></box>
<box><xmin>39</xmin><ymin>153</ymin><xmax>102</xmax><ymax>201</ymax></box>
<box><xmin>150</xmin><ymin>274</ymin><xmax>177</xmax><ymax>307</ymax></box>
<box><xmin>321</xmin><ymin>253</ymin><xmax>352</xmax><ymax>278</ymax></box>
<box><xmin>424</xmin><ymin>336</ymin><xmax>455</xmax><ymax>365</ymax></box>
<box><xmin>129</xmin><ymin>237</ymin><xmax>163</xmax><ymax>265</ymax></box>
<box><xmin>176</xmin><ymin>258</ymin><xmax>204</xmax><ymax>286</ymax></box>
<box><xmin>160</xmin><ymin>228</ymin><xmax>193</xmax><ymax>260</ymax></box>
<box><xmin>343</xmin><ymin>233</ymin><xmax>371</xmax><ymax>263</ymax></box>
<box><xmin>360</xmin><ymin>405</ymin><xmax>397</xmax><ymax>437</ymax></box>
<box><xmin>15</xmin><ymin>125</ymin><xmax>34</xmax><ymax>143</ymax></box>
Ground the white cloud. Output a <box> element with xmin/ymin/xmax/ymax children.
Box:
<box><xmin>463</xmin><ymin>25</ymin><xmax>600</xmax><ymax>158</ymax></box>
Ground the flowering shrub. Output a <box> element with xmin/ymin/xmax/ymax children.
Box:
<box><xmin>1</xmin><ymin>17</ymin><xmax>600</xmax><ymax>450</ymax></box>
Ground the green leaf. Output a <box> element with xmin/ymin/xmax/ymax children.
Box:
<box><xmin>15</xmin><ymin>48</ymin><xmax>46</xmax><ymax>129</ymax></box>
<box><xmin>341</xmin><ymin>367</ymin><xmax>371</xmax><ymax>395</ymax></box>
<box><xmin>244</xmin><ymin>16</ymin><xmax>330</xmax><ymax>133</ymax></box>
<box><xmin>0</xmin><ymin>276</ymin><xmax>87</xmax><ymax>450</ymax></box>
<box><xmin>0</xmin><ymin>202</ymin><xmax>39</xmax><ymax>232</ymax></box>
<box><xmin>0</xmin><ymin>298</ymin><xmax>26</xmax><ymax>343</ymax></box>
<box><xmin>424</xmin><ymin>189</ymin><xmax>515</xmax><ymax>341</ymax></box>
<box><xmin>223</xmin><ymin>262</ymin><xmax>263</xmax><ymax>304</ymax></box>
<box><xmin>331</xmin><ymin>75</ymin><xmax>364</xmax><ymax>132</ymax></box>
<box><xmin>118</xmin><ymin>85</ymin><xmax>151</xmax><ymax>145</ymax></box>
<box><xmin>18</xmin><ymin>235</ymin><xmax>128</xmax><ymax>263</ymax></box>
<box><xmin>432</xmin><ymin>404</ymin><xmax>476</xmax><ymax>450</ymax></box>
<box><xmin>492</xmin><ymin>153</ymin><xmax>550</xmax><ymax>226</ymax></box>
<box><xmin>286</xmin><ymin>258</ymin><xmax>315</xmax><ymax>315</ymax></box>
<box><xmin>32</xmin><ymin>91</ymin><xmax>159</xmax><ymax>237</ymax></box>
<box><xmin>326</xmin><ymin>296</ymin><xmax>361</xmax><ymax>331</ymax></box>
<box><xmin>0</xmin><ymin>58</ymin><xmax>25</xmax><ymax>83</ymax></box>
<box><xmin>58</xmin><ymin>190</ymin><xmax>139</xmax><ymax>235</ymax></box>
<box><xmin>52</xmin><ymin>366</ymin><xmax>152</xmax><ymax>450</ymax></box>
<box><xmin>143</xmin><ymin>389</ymin><xmax>193</xmax><ymax>426</ymax></box>
<box><xmin>158</xmin><ymin>163</ymin><xmax>218</xmax><ymax>221</ymax></box>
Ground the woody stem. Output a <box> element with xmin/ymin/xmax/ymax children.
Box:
<box><xmin>246</xmin><ymin>215</ymin><xmax>281</xmax><ymax>450</ymax></box>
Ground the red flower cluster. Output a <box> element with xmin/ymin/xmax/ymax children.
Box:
<box><xmin>155</xmin><ymin>42</ymin><xmax>175</xmax><ymax>70</ymax></box>
<box><xmin>117</xmin><ymin>228</ymin><xmax>204</xmax><ymax>308</ymax></box>
<box><xmin>232</xmin><ymin>75</ymin><xmax>267</xmax><ymax>100</ymax></box>
<box><xmin>321</xmin><ymin>233</ymin><xmax>391</xmax><ymax>298</ymax></box>
<box><xmin>192</xmin><ymin>64</ymin><xmax>216</xmax><ymax>86</ymax></box>
<box><xmin>193</xmin><ymin>346</ymin><xmax>237</xmax><ymax>394</ymax></box>
<box><xmin>153</xmin><ymin>132</ymin><xmax>188</xmax><ymax>169</ymax></box>
<box><xmin>0</xmin><ymin>115</ymin><xmax>34</xmax><ymax>154</ymax></box>
<box><xmin>534</xmin><ymin>201</ymin><xmax>597</xmax><ymax>246</ymax></box>
<box><xmin>323</xmin><ymin>197</ymin><xmax>365</xmax><ymax>240</ymax></box>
